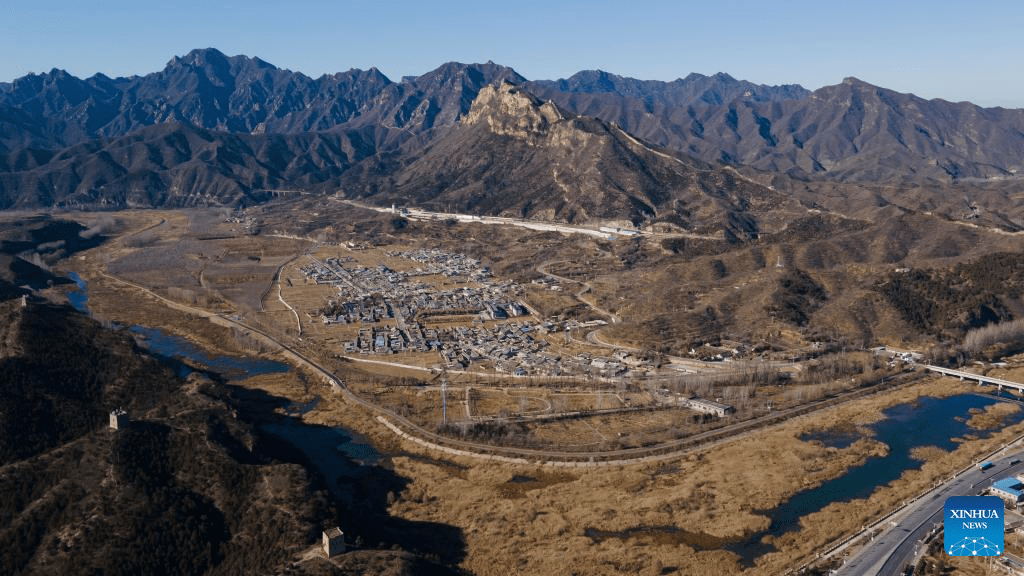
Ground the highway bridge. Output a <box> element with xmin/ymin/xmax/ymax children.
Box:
<box><xmin>924</xmin><ymin>364</ymin><xmax>1024</xmax><ymax>393</ymax></box>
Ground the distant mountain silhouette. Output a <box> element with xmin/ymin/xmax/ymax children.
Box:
<box><xmin>2</xmin><ymin>48</ymin><xmax>1024</xmax><ymax>211</ymax></box>
<box><xmin>0</xmin><ymin>49</ymin><xmax>521</xmax><ymax>149</ymax></box>
<box><xmin>529</xmin><ymin>73</ymin><xmax>1024</xmax><ymax>182</ymax></box>
<box><xmin>0</xmin><ymin>121</ymin><xmax>373</xmax><ymax>209</ymax></box>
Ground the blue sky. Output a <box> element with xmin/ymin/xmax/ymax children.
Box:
<box><xmin>3</xmin><ymin>0</ymin><xmax>1022</xmax><ymax>108</ymax></box>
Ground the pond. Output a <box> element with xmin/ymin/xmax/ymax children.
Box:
<box><xmin>586</xmin><ymin>393</ymin><xmax>1024</xmax><ymax>566</ymax></box>
<box><xmin>129</xmin><ymin>325</ymin><xmax>289</xmax><ymax>380</ymax></box>
<box><xmin>730</xmin><ymin>393</ymin><xmax>1024</xmax><ymax>564</ymax></box>
<box><xmin>66</xmin><ymin>271</ymin><xmax>89</xmax><ymax>313</ymax></box>
<box><xmin>799</xmin><ymin>425</ymin><xmax>861</xmax><ymax>449</ymax></box>
<box><xmin>261</xmin><ymin>423</ymin><xmax>382</xmax><ymax>468</ymax></box>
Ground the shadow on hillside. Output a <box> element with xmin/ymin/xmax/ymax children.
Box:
<box><xmin>223</xmin><ymin>384</ymin><xmax>468</xmax><ymax>570</ymax></box>
<box><xmin>0</xmin><ymin>217</ymin><xmax>110</xmax><ymax>294</ymax></box>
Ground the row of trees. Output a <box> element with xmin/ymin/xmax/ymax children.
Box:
<box><xmin>166</xmin><ymin>285</ymin><xmax>217</xmax><ymax>307</ymax></box>
<box><xmin>962</xmin><ymin>318</ymin><xmax>1024</xmax><ymax>358</ymax></box>
<box><xmin>436</xmin><ymin>420</ymin><xmax>532</xmax><ymax>446</ymax></box>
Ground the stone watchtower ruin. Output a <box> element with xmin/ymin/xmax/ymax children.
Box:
<box><xmin>322</xmin><ymin>527</ymin><xmax>345</xmax><ymax>557</ymax></box>
<box><xmin>109</xmin><ymin>408</ymin><xmax>129</xmax><ymax>430</ymax></box>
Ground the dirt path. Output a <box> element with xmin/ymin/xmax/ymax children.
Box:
<box><xmin>536</xmin><ymin>259</ymin><xmax>620</xmax><ymax>324</ymax></box>
<box><xmin>92</xmin><ymin>267</ymin><xmax>905</xmax><ymax>468</ymax></box>
<box><xmin>277</xmin><ymin>276</ymin><xmax>302</xmax><ymax>335</ymax></box>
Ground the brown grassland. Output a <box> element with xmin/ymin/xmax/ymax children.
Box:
<box><xmin>32</xmin><ymin>204</ymin><xmax>1024</xmax><ymax>575</ymax></box>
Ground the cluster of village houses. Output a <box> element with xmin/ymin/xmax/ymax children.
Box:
<box><xmin>343</xmin><ymin>316</ymin><xmax>648</xmax><ymax>378</ymax></box>
<box><xmin>297</xmin><ymin>245</ymin><xmax>738</xmax><ymax>415</ymax></box>
<box><xmin>300</xmin><ymin>248</ymin><xmax>656</xmax><ymax>378</ymax></box>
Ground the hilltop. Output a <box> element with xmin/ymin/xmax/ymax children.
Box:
<box><xmin>340</xmin><ymin>82</ymin><xmax>793</xmax><ymax>235</ymax></box>
<box><xmin>1</xmin><ymin>49</ymin><xmax>1024</xmax><ymax>222</ymax></box>
<box><xmin>0</xmin><ymin>293</ymin><xmax>464</xmax><ymax>575</ymax></box>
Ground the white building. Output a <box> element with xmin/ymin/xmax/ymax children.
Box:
<box><xmin>683</xmin><ymin>398</ymin><xmax>734</xmax><ymax>417</ymax></box>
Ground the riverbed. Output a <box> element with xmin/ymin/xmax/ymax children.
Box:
<box><xmin>65</xmin><ymin>271</ymin><xmax>381</xmax><ymax>470</ymax></box>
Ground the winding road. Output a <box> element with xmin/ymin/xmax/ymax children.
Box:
<box><xmin>536</xmin><ymin>259</ymin><xmax>620</xmax><ymax>324</ymax></box>
<box><xmin>89</xmin><ymin>269</ymin><xmax>907</xmax><ymax>467</ymax></box>
<box><xmin>333</xmin><ymin>197</ymin><xmax>720</xmax><ymax>241</ymax></box>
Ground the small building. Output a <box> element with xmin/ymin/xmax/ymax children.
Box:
<box><xmin>322</xmin><ymin>527</ymin><xmax>345</xmax><ymax>557</ymax></box>
<box><xmin>991</xmin><ymin>477</ymin><xmax>1024</xmax><ymax>504</ymax></box>
<box><xmin>109</xmin><ymin>408</ymin><xmax>129</xmax><ymax>430</ymax></box>
<box><xmin>683</xmin><ymin>398</ymin><xmax>735</xmax><ymax>418</ymax></box>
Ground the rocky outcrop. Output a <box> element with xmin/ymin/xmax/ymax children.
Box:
<box><xmin>344</xmin><ymin>83</ymin><xmax>789</xmax><ymax>236</ymax></box>
<box><xmin>462</xmin><ymin>82</ymin><xmax>564</xmax><ymax>141</ymax></box>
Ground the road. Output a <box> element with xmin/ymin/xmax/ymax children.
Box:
<box><xmin>925</xmin><ymin>364</ymin><xmax>1024</xmax><ymax>394</ymax></box>
<box><xmin>333</xmin><ymin>197</ymin><xmax>719</xmax><ymax>241</ymax></box>
<box><xmin>277</xmin><ymin>275</ymin><xmax>302</xmax><ymax>335</ymax></box>
<box><xmin>536</xmin><ymin>259</ymin><xmax>620</xmax><ymax>324</ymax></box>
<box><xmin>834</xmin><ymin>448</ymin><xmax>1024</xmax><ymax>575</ymax></box>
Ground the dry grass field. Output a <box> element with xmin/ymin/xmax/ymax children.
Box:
<box><xmin>35</xmin><ymin>206</ymin><xmax>1024</xmax><ymax>575</ymax></box>
<box><xmin>966</xmin><ymin>402</ymin><xmax>1021</xmax><ymax>430</ymax></box>
<box><xmin>356</xmin><ymin>377</ymin><xmax>1024</xmax><ymax>576</ymax></box>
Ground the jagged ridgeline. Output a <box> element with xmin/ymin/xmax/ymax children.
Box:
<box><xmin>343</xmin><ymin>82</ymin><xmax>789</xmax><ymax>235</ymax></box>
<box><xmin>4</xmin><ymin>48</ymin><xmax>1024</xmax><ymax>214</ymax></box>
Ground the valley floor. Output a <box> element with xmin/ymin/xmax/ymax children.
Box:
<box><xmin>31</xmin><ymin>207</ymin><xmax>1024</xmax><ymax>575</ymax></box>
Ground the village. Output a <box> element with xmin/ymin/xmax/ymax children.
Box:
<box><xmin>298</xmin><ymin>248</ymin><xmax>655</xmax><ymax>379</ymax></box>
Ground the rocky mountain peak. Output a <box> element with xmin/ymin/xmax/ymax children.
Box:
<box><xmin>831</xmin><ymin>76</ymin><xmax>886</xmax><ymax>97</ymax></box>
<box><xmin>462</xmin><ymin>82</ymin><xmax>564</xmax><ymax>140</ymax></box>
<box><xmin>410</xmin><ymin>61</ymin><xmax>526</xmax><ymax>90</ymax></box>
<box><xmin>163</xmin><ymin>48</ymin><xmax>280</xmax><ymax>85</ymax></box>
<box><xmin>173</xmin><ymin>47</ymin><xmax>230</xmax><ymax>69</ymax></box>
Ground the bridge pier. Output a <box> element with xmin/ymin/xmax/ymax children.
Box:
<box><xmin>925</xmin><ymin>365</ymin><xmax>1024</xmax><ymax>395</ymax></box>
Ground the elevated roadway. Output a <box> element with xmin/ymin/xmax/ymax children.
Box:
<box><xmin>925</xmin><ymin>364</ymin><xmax>1024</xmax><ymax>393</ymax></box>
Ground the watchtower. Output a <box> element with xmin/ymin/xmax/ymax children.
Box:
<box><xmin>109</xmin><ymin>408</ymin><xmax>129</xmax><ymax>430</ymax></box>
<box><xmin>322</xmin><ymin>527</ymin><xmax>344</xmax><ymax>557</ymax></box>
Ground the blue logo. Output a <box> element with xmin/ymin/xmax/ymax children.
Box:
<box><xmin>945</xmin><ymin>496</ymin><xmax>1004</xmax><ymax>556</ymax></box>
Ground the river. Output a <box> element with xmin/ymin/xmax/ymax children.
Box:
<box><xmin>735</xmin><ymin>392</ymin><xmax>1024</xmax><ymax>563</ymax></box>
<box><xmin>585</xmin><ymin>392</ymin><xmax>1024</xmax><ymax>565</ymax></box>
<box><xmin>67</xmin><ymin>272</ymin><xmax>1022</xmax><ymax>564</ymax></box>
<box><xmin>65</xmin><ymin>271</ymin><xmax>381</xmax><ymax>466</ymax></box>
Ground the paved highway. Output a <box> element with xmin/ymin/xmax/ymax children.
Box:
<box><xmin>925</xmin><ymin>364</ymin><xmax>1024</xmax><ymax>393</ymax></box>
<box><xmin>834</xmin><ymin>449</ymin><xmax>1024</xmax><ymax>575</ymax></box>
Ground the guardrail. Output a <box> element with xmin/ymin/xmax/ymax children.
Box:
<box><xmin>924</xmin><ymin>365</ymin><xmax>1024</xmax><ymax>392</ymax></box>
<box><xmin>799</xmin><ymin>424</ymin><xmax>1024</xmax><ymax>574</ymax></box>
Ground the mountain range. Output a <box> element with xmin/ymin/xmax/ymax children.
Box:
<box><xmin>2</xmin><ymin>48</ymin><xmax>1024</xmax><ymax>224</ymax></box>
